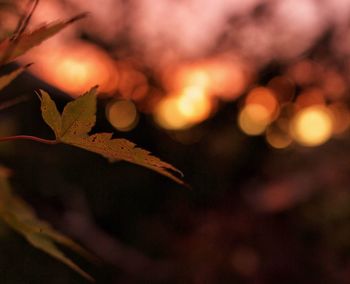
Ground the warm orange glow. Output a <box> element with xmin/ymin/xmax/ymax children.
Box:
<box><xmin>165</xmin><ymin>64</ymin><xmax>211</xmax><ymax>92</ymax></box>
<box><xmin>206</xmin><ymin>60</ymin><xmax>248</xmax><ymax>100</ymax></box>
<box><xmin>266</xmin><ymin>127</ymin><xmax>292</xmax><ymax>149</ymax></box>
<box><xmin>245</xmin><ymin>87</ymin><xmax>279</xmax><ymax>121</ymax></box>
<box><xmin>267</xmin><ymin>76</ymin><xmax>295</xmax><ymax>103</ymax></box>
<box><xmin>56</xmin><ymin>58</ymin><xmax>91</xmax><ymax>92</ymax></box>
<box><xmin>274</xmin><ymin>104</ymin><xmax>296</xmax><ymax>135</ymax></box>
<box><xmin>107</xmin><ymin>100</ymin><xmax>138</xmax><ymax>132</ymax></box>
<box><xmin>154</xmin><ymin>85</ymin><xmax>213</xmax><ymax>130</ymax></box>
<box><xmin>28</xmin><ymin>41</ymin><xmax>118</xmax><ymax>96</ymax></box>
<box><xmin>322</xmin><ymin>70</ymin><xmax>346</xmax><ymax>100</ymax></box>
<box><xmin>117</xmin><ymin>62</ymin><xmax>149</xmax><ymax>101</ymax></box>
<box><xmin>329</xmin><ymin>103</ymin><xmax>350</xmax><ymax>134</ymax></box>
<box><xmin>295</xmin><ymin>88</ymin><xmax>325</xmax><ymax>110</ymax></box>
<box><xmin>238</xmin><ymin>105</ymin><xmax>270</xmax><ymax>136</ymax></box>
<box><xmin>156</xmin><ymin>57</ymin><xmax>248</xmax><ymax>129</ymax></box>
<box><xmin>165</xmin><ymin>57</ymin><xmax>248</xmax><ymax>101</ymax></box>
<box><xmin>154</xmin><ymin>97</ymin><xmax>192</xmax><ymax>130</ymax></box>
<box><xmin>181</xmin><ymin>69</ymin><xmax>211</xmax><ymax>90</ymax></box>
<box><xmin>177</xmin><ymin>86</ymin><xmax>212</xmax><ymax>123</ymax></box>
<box><xmin>287</xmin><ymin>60</ymin><xmax>319</xmax><ymax>86</ymax></box>
<box><xmin>290</xmin><ymin>106</ymin><xmax>333</xmax><ymax>146</ymax></box>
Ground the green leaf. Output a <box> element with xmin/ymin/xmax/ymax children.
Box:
<box><xmin>0</xmin><ymin>64</ymin><xmax>29</xmax><ymax>91</ymax></box>
<box><xmin>0</xmin><ymin>169</ymin><xmax>94</xmax><ymax>281</ymax></box>
<box><xmin>38</xmin><ymin>90</ymin><xmax>62</xmax><ymax>138</ymax></box>
<box><xmin>61</xmin><ymin>86</ymin><xmax>97</xmax><ymax>139</ymax></box>
<box><xmin>65</xmin><ymin>134</ymin><xmax>184</xmax><ymax>185</ymax></box>
<box><xmin>0</xmin><ymin>13</ymin><xmax>87</xmax><ymax>64</ymax></box>
<box><xmin>39</xmin><ymin>88</ymin><xmax>185</xmax><ymax>186</ymax></box>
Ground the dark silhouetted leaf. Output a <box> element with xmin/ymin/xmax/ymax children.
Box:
<box><xmin>0</xmin><ymin>13</ymin><xmax>86</xmax><ymax>64</ymax></box>
<box><xmin>0</xmin><ymin>168</ymin><xmax>94</xmax><ymax>281</ymax></box>
<box><xmin>0</xmin><ymin>64</ymin><xmax>29</xmax><ymax>91</ymax></box>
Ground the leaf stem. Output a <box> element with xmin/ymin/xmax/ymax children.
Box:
<box><xmin>0</xmin><ymin>135</ymin><xmax>58</xmax><ymax>145</ymax></box>
<box><xmin>0</xmin><ymin>95</ymin><xmax>29</xmax><ymax>111</ymax></box>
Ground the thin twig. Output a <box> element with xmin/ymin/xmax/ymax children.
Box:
<box><xmin>13</xmin><ymin>0</ymin><xmax>39</xmax><ymax>40</ymax></box>
<box><xmin>0</xmin><ymin>95</ymin><xmax>29</xmax><ymax>111</ymax></box>
<box><xmin>67</xmin><ymin>12</ymin><xmax>90</xmax><ymax>24</ymax></box>
<box><xmin>0</xmin><ymin>135</ymin><xmax>58</xmax><ymax>145</ymax></box>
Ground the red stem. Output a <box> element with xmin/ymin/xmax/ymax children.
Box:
<box><xmin>0</xmin><ymin>135</ymin><xmax>58</xmax><ymax>145</ymax></box>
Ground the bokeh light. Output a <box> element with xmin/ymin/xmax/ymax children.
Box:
<box><xmin>245</xmin><ymin>87</ymin><xmax>279</xmax><ymax>121</ymax></box>
<box><xmin>239</xmin><ymin>86</ymin><xmax>280</xmax><ymax>136</ymax></box>
<box><xmin>154</xmin><ymin>86</ymin><xmax>213</xmax><ymax>131</ymax></box>
<box><xmin>106</xmin><ymin>100</ymin><xmax>139</xmax><ymax>132</ymax></box>
<box><xmin>165</xmin><ymin>57</ymin><xmax>248</xmax><ymax>102</ymax></box>
<box><xmin>322</xmin><ymin>69</ymin><xmax>346</xmax><ymax>100</ymax></box>
<box><xmin>287</xmin><ymin>60</ymin><xmax>320</xmax><ymax>86</ymax></box>
<box><xmin>177</xmin><ymin>86</ymin><xmax>212</xmax><ymax>124</ymax></box>
<box><xmin>290</xmin><ymin>105</ymin><xmax>334</xmax><ymax>147</ymax></box>
<box><xmin>205</xmin><ymin>58</ymin><xmax>248</xmax><ymax>101</ymax></box>
<box><xmin>295</xmin><ymin>88</ymin><xmax>325</xmax><ymax>110</ymax></box>
<box><xmin>12</xmin><ymin>0</ymin><xmax>350</xmax><ymax>149</ymax></box>
<box><xmin>154</xmin><ymin>96</ymin><xmax>192</xmax><ymax>130</ymax></box>
<box><xmin>6</xmin><ymin>1</ymin><xmax>350</xmax><ymax>283</ymax></box>
<box><xmin>238</xmin><ymin>104</ymin><xmax>270</xmax><ymax>136</ymax></box>
<box><xmin>266</xmin><ymin>125</ymin><xmax>292</xmax><ymax>149</ymax></box>
<box><xmin>116</xmin><ymin>61</ymin><xmax>149</xmax><ymax>102</ymax></box>
<box><xmin>267</xmin><ymin>76</ymin><xmax>295</xmax><ymax>103</ymax></box>
<box><xmin>27</xmin><ymin>41</ymin><xmax>118</xmax><ymax>96</ymax></box>
<box><xmin>328</xmin><ymin>103</ymin><xmax>350</xmax><ymax>135</ymax></box>
<box><xmin>173</xmin><ymin>66</ymin><xmax>211</xmax><ymax>91</ymax></box>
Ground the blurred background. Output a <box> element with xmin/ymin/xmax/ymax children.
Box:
<box><xmin>1</xmin><ymin>0</ymin><xmax>350</xmax><ymax>283</ymax></box>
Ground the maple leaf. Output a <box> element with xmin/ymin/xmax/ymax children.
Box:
<box><xmin>0</xmin><ymin>64</ymin><xmax>30</xmax><ymax>91</ymax></box>
<box><xmin>39</xmin><ymin>89</ymin><xmax>62</xmax><ymax>138</ymax></box>
<box><xmin>38</xmin><ymin>87</ymin><xmax>185</xmax><ymax>186</ymax></box>
<box><xmin>0</xmin><ymin>167</ymin><xmax>94</xmax><ymax>281</ymax></box>
<box><xmin>0</xmin><ymin>13</ymin><xmax>86</xmax><ymax>64</ymax></box>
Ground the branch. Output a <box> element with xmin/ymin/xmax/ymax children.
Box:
<box><xmin>0</xmin><ymin>135</ymin><xmax>58</xmax><ymax>145</ymax></box>
<box><xmin>12</xmin><ymin>0</ymin><xmax>39</xmax><ymax>40</ymax></box>
<box><xmin>0</xmin><ymin>95</ymin><xmax>29</xmax><ymax>111</ymax></box>
<box><xmin>0</xmin><ymin>0</ymin><xmax>39</xmax><ymax>65</ymax></box>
